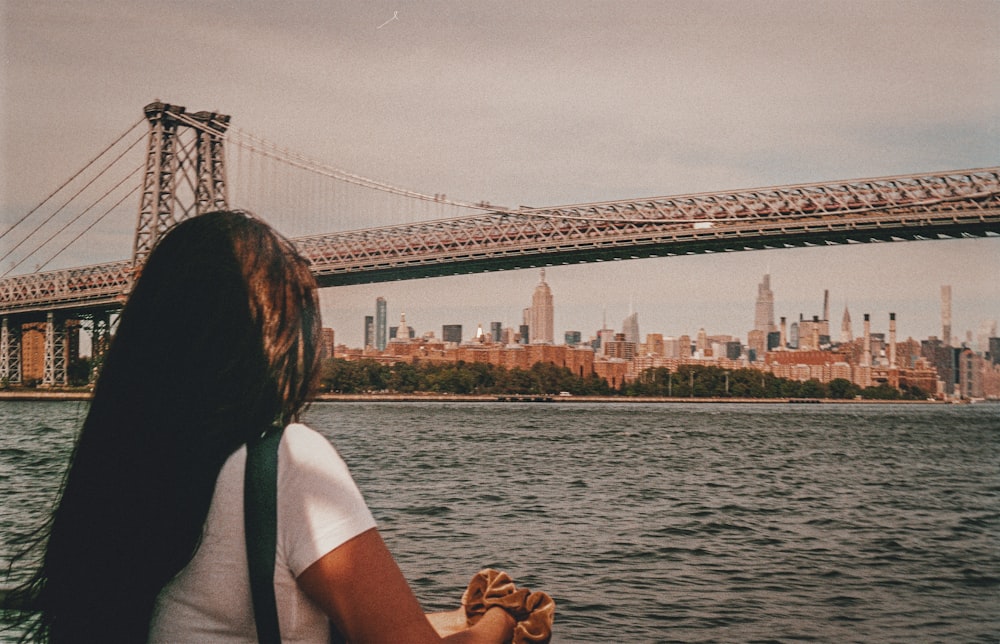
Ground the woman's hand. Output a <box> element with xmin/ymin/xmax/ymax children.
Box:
<box><xmin>428</xmin><ymin>606</ymin><xmax>516</xmax><ymax>641</ymax></box>
<box><xmin>426</xmin><ymin>607</ymin><xmax>467</xmax><ymax>636</ymax></box>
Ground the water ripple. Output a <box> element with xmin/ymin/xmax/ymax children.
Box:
<box><xmin>2</xmin><ymin>401</ymin><xmax>999</xmax><ymax>642</ymax></box>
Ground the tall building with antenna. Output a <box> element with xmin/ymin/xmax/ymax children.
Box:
<box><xmin>525</xmin><ymin>269</ymin><xmax>554</xmax><ymax>344</ymax></box>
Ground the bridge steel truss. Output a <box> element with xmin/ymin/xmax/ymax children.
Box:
<box><xmin>2</xmin><ymin>167</ymin><xmax>999</xmax><ymax>312</ymax></box>
<box><xmin>1</xmin><ymin>166</ymin><xmax>998</xmax><ymax>383</ymax></box>
<box><xmin>297</xmin><ymin>167</ymin><xmax>1000</xmax><ymax>286</ymax></box>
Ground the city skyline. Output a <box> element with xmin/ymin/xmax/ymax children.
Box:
<box><xmin>335</xmin><ymin>266</ymin><xmax>994</xmax><ymax>353</ymax></box>
<box><xmin>2</xmin><ymin>2</ymin><xmax>998</xmax><ymax>349</ymax></box>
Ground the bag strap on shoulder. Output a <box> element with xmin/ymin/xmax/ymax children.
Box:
<box><xmin>245</xmin><ymin>426</ymin><xmax>285</xmax><ymax>644</ymax></box>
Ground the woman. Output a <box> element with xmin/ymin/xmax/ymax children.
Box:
<box><xmin>12</xmin><ymin>211</ymin><xmax>520</xmax><ymax>642</ymax></box>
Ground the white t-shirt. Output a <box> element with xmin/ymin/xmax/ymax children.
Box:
<box><xmin>148</xmin><ymin>423</ymin><xmax>377</xmax><ymax>643</ymax></box>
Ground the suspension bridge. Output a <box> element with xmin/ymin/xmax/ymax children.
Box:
<box><xmin>1</xmin><ymin>101</ymin><xmax>998</xmax><ymax>386</ymax></box>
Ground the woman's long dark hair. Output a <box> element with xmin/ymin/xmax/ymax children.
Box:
<box><xmin>8</xmin><ymin>211</ymin><xmax>321</xmax><ymax>642</ymax></box>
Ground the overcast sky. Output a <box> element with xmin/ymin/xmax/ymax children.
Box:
<box><xmin>2</xmin><ymin>1</ymin><xmax>998</xmax><ymax>348</ymax></box>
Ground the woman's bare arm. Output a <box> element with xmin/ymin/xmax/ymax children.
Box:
<box><xmin>297</xmin><ymin>527</ymin><xmax>514</xmax><ymax>643</ymax></box>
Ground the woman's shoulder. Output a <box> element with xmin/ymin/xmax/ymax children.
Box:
<box><xmin>283</xmin><ymin>422</ymin><xmax>327</xmax><ymax>445</ymax></box>
<box><xmin>280</xmin><ymin>423</ymin><xmax>345</xmax><ymax>467</ymax></box>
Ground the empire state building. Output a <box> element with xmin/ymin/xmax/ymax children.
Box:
<box><xmin>526</xmin><ymin>269</ymin><xmax>554</xmax><ymax>344</ymax></box>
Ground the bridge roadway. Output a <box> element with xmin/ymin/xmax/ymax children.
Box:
<box><xmin>2</xmin><ymin>167</ymin><xmax>998</xmax><ymax>318</ymax></box>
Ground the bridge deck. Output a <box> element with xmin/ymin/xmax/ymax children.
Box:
<box><xmin>2</xmin><ymin>168</ymin><xmax>998</xmax><ymax>316</ymax></box>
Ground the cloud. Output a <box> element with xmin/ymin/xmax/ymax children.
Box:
<box><xmin>3</xmin><ymin>0</ymin><xmax>997</xmax><ymax>347</ymax></box>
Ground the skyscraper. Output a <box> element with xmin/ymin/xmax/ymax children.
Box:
<box><xmin>622</xmin><ymin>311</ymin><xmax>639</xmax><ymax>344</ymax></box>
<box><xmin>364</xmin><ymin>315</ymin><xmax>374</xmax><ymax>349</ymax></box>
<box><xmin>841</xmin><ymin>305</ymin><xmax>853</xmax><ymax>344</ymax></box>
<box><xmin>375</xmin><ymin>297</ymin><xmax>387</xmax><ymax>351</ymax></box>
<box><xmin>442</xmin><ymin>324</ymin><xmax>463</xmax><ymax>343</ymax></box>
<box><xmin>527</xmin><ymin>269</ymin><xmax>554</xmax><ymax>344</ymax></box>
<box><xmin>941</xmin><ymin>285</ymin><xmax>952</xmax><ymax>347</ymax></box>
<box><xmin>976</xmin><ymin>320</ymin><xmax>996</xmax><ymax>355</ymax></box>
<box><xmin>749</xmin><ymin>274</ymin><xmax>776</xmax><ymax>358</ymax></box>
<box><xmin>754</xmin><ymin>274</ymin><xmax>776</xmax><ymax>333</ymax></box>
<box><xmin>889</xmin><ymin>313</ymin><xmax>897</xmax><ymax>368</ymax></box>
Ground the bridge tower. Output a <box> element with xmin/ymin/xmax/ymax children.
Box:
<box><xmin>132</xmin><ymin>101</ymin><xmax>231</xmax><ymax>268</ymax></box>
<box><xmin>0</xmin><ymin>102</ymin><xmax>231</xmax><ymax>388</ymax></box>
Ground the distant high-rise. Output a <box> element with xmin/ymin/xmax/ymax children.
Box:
<box><xmin>527</xmin><ymin>269</ymin><xmax>554</xmax><ymax>344</ymax></box>
<box><xmin>976</xmin><ymin>320</ymin><xmax>996</xmax><ymax>354</ymax></box>
<box><xmin>390</xmin><ymin>312</ymin><xmax>412</xmax><ymax>342</ymax></box>
<box><xmin>490</xmin><ymin>321</ymin><xmax>503</xmax><ymax>343</ymax></box>
<box><xmin>889</xmin><ymin>313</ymin><xmax>897</xmax><ymax>368</ymax></box>
<box><xmin>696</xmin><ymin>328</ymin><xmax>708</xmax><ymax>354</ymax></box>
<box><xmin>598</xmin><ymin>328</ymin><xmax>616</xmax><ymax>355</ymax></box>
<box><xmin>862</xmin><ymin>313</ymin><xmax>872</xmax><ymax>366</ymax></box>
<box><xmin>645</xmin><ymin>333</ymin><xmax>665</xmax><ymax>356</ymax></box>
<box><xmin>748</xmin><ymin>274</ymin><xmax>776</xmax><ymax>358</ymax></box>
<box><xmin>622</xmin><ymin>311</ymin><xmax>639</xmax><ymax>344</ymax></box>
<box><xmin>20</xmin><ymin>322</ymin><xmax>46</xmax><ymax>382</ymax></box>
<box><xmin>941</xmin><ymin>286</ymin><xmax>952</xmax><ymax>347</ymax></box>
<box><xmin>320</xmin><ymin>328</ymin><xmax>335</xmax><ymax>359</ymax></box>
<box><xmin>754</xmin><ymin>274</ymin><xmax>776</xmax><ymax>333</ymax></box>
<box><xmin>841</xmin><ymin>306</ymin><xmax>853</xmax><ymax>344</ymax></box>
<box><xmin>442</xmin><ymin>324</ymin><xmax>463</xmax><ymax>343</ymax></box>
<box><xmin>364</xmin><ymin>315</ymin><xmax>374</xmax><ymax>349</ymax></box>
<box><xmin>376</xmin><ymin>297</ymin><xmax>388</xmax><ymax>351</ymax></box>
<box><xmin>678</xmin><ymin>334</ymin><xmax>692</xmax><ymax>358</ymax></box>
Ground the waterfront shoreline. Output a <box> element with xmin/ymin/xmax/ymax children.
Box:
<box><xmin>0</xmin><ymin>390</ymin><xmax>955</xmax><ymax>404</ymax></box>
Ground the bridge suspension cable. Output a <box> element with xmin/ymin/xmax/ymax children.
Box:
<box><xmin>225</xmin><ymin>127</ymin><xmax>503</xmax><ymax>212</ymax></box>
<box><xmin>1</xmin><ymin>119</ymin><xmax>147</xmax><ymax>274</ymax></box>
<box><xmin>2</xmin><ymin>166</ymin><xmax>144</xmax><ymax>277</ymax></box>
<box><xmin>0</xmin><ymin>116</ymin><xmax>145</xmax><ymax>241</ymax></box>
<box><xmin>224</xmin><ymin>127</ymin><xmax>506</xmax><ymax>237</ymax></box>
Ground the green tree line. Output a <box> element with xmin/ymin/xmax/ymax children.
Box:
<box><xmin>623</xmin><ymin>365</ymin><xmax>927</xmax><ymax>400</ymax></box>
<box><xmin>320</xmin><ymin>358</ymin><xmax>612</xmax><ymax>396</ymax></box>
<box><xmin>319</xmin><ymin>358</ymin><xmax>928</xmax><ymax>400</ymax></box>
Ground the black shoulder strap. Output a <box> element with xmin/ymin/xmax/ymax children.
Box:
<box><xmin>245</xmin><ymin>426</ymin><xmax>285</xmax><ymax>644</ymax></box>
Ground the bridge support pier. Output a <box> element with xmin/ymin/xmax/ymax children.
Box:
<box><xmin>89</xmin><ymin>312</ymin><xmax>112</xmax><ymax>383</ymax></box>
<box><xmin>42</xmin><ymin>311</ymin><xmax>68</xmax><ymax>388</ymax></box>
<box><xmin>1</xmin><ymin>317</ymin><xmax>22</xmax><ymax>385</ymax></box>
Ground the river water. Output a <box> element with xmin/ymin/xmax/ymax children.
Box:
<box><xmin>1</xmin><ymin>401</ymin><xmax>998</xmax><ymax>642</ymax></box>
